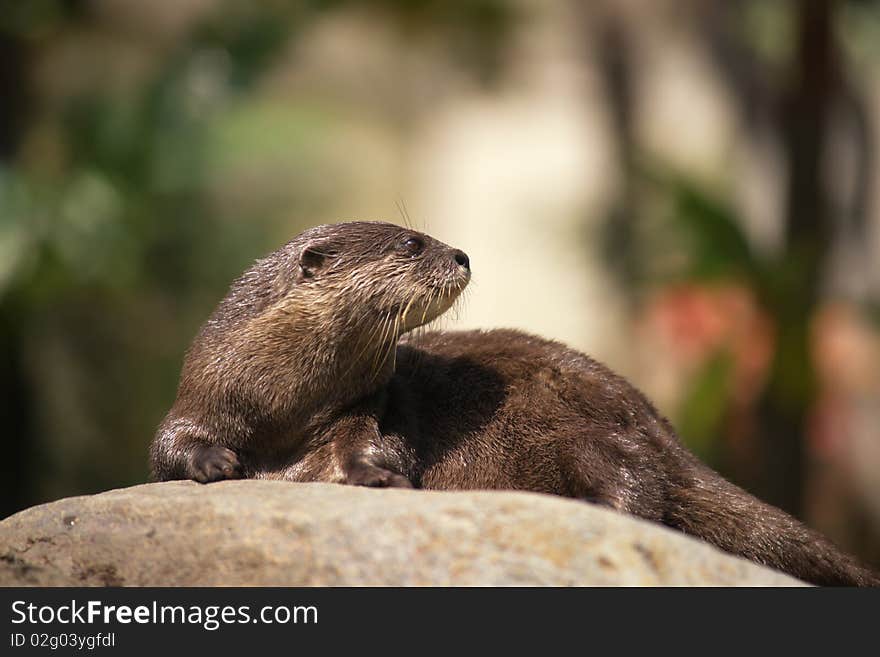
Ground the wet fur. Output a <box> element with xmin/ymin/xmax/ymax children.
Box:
<box><xmin>378</xmin><ymin>330</ymin><xmax>879</xmax><ymax>586</ymax></box>
<box><xmin>151</xmin><ymin>221</ymin><xmax>879</xmax><ymax>586</ymax></box>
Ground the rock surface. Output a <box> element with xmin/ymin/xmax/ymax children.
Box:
<box><xmin>0</xmin><ymin>481</ymin><xmax>804</xmax><ymax>586</ymax></box>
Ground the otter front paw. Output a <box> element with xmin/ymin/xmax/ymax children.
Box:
<box><xmin>191</xmin><ymin>445</ymin><xmax>242</xmax><ymax>483</ymax></box>
<box><xmin>345</xmin><ymin>463</ymin><xmax>413</xmax><ymax>489</ymax></box>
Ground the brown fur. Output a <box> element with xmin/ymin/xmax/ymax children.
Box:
<box><xmin>151</xmin><ymin>222</ymin><xmax>467</xmax><ymax>486</ymax></box>
<box><xmin>151</xmin><ymin>221</ymin><xmax>879</xmax><ymax>586</ymax></box>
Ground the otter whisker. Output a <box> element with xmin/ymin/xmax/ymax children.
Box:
<box><xmin>370</xmin><ymin>313</ymin><xmax>394</xmax><ymax>373</ymax></box>
<box><xmin>401</xmin><ymin>290</ymin><xmax>418</xmax><ymax>329</ymax></box>
<box><xmin>343</xmin><ymin>311</ymin><xmax>389</xmax><ymax>378</ymax></box>
<box><xmin>378</xmin><ymin>303</ymin><xmax>404</xmax><ymax>375</ymax></box>
<box><xmin>450</xmin><ymin>282</ymin><xmax>465</xmax><ymax>322</ymax></box>
<box><xmin>377</xmin><ymin>317</ymin><xmax>391</xmax><ymax>364</ymax></box>
<box><xmin>372</xmin><ymin>312</ymin><xmax>401</xmax><ymax>381</ymax></box>
<box><xmin>400</xmin><ymin>198</ymin><xmax>414</xmax><ymax>230</ymax></box>
<box><xmin>390</xmin><ymin>311</ymin><xmax>403</xmax><ymax>372</ymax></box>
<box><xmin>420</xmin><ymin>287</ymin><xmax>434</xmax><ymax>326</ymax></box>
<box><xmin>395</xmin><ymin>199</ymin><xmax>411</xmax><ymax>230</ymax></box>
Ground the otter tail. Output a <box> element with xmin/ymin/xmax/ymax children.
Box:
<box><xmin>664</xmin><ymin>456</ymin><xmax>880</xmax><ymax>587</ymax></box>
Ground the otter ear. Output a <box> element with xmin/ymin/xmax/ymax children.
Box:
<box><xmin>298</xmin><ymin>242</ymin><xmax>336</xmax><ymax>279</ymax></box>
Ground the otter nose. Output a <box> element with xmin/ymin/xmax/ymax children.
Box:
<box><xmin>453</xmin><ymin>249</ymin><xmax>470</xmax><ymax>271</ymax></box>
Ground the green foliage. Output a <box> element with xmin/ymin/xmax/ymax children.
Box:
<box><xmin>0</xmin><ymin>2</ymin><xmax>308</xmax><ymax>503</ymax></box>
<box><xmin>0</xmin><ymin>0</ymin><xmax>520</xmax><ymax>512</ymax></box>
<box><xmin>597</xmin><ymin>162</ymin><xmax>782</xmax><ymax>466</ymax></box>
<box><xmin>677</xmin><ymin>350</ymin><xmax>735</xmax><ymax>463</ymax></box>
<box><xmin>660</xmin><ymin>175</ymin><xmax>761</xmax><ymax>283</ymax></box>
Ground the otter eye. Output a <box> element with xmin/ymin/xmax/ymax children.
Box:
<box><xmin>402</xmin><ymin>236</ymin><xmax>424</xmax><ymax>256</ymax></box>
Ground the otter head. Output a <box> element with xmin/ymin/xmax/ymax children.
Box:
<box><xmin>219</xmin><ymin>221</ymin><xmax>472</xmax><ymax>402</ymax></box>
<box><xmin>182</xmin><ymin>221</ymin><xmax>469</xmax><ymax>423</ymax></box>
<box><xmin>291</xmin><ymin>221</ymin><xmax>470</xmax><ymax>335</ymax></box>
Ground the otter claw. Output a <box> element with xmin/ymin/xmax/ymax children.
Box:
<box><xmin>192</xmin><ymin>445</ymin><xmax>242</xmax><ymax>483</ymax></box>
<box><xmin>345</xmin><ymin>464</ymin><xmax>413</xmax><ymax>489</ymax></box>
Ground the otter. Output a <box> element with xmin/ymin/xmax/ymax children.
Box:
<box><xmin>151</xmin><ymin>221</ymin><xmax>879</xmax><ymax>586</ymax></box>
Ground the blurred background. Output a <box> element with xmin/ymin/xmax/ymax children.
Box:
<box><xmin>2</xmin><ymin>0</ymin><xmax>880</xmax><ymax>568</ymax></box>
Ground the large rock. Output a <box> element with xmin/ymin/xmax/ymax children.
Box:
<box><xmin>0</xmin><ymin>481</ymin><xmax>803</xmax><ymax>586</ymax></box>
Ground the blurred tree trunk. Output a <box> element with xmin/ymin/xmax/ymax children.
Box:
<box><xmin>580</xmin><ymin>4</ymin><xmax>644</xmax><ymax>313</ymax></box>
<box><xmin>0</xmin><ymin>30</ymin><xmax>32</xmax><ymax>519</ymax></box>
<box><xmin>0</xmin><ymin>29</ymin><xmax>28</xmax><ymax>156</ymax></box>
<box><xmin>0</xmin><ymin>303</ymin><xmax>31</xmax><ymax>519</ymax></box>
<box><xmin>590</xmin><ymin>0</ymin><xmax>848</xmax><ymax>521</ymax></box>
<box><xmin>758</xmin><ymin>0</ymin><xmax>837</xmax><ymax>516</ymax></box>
